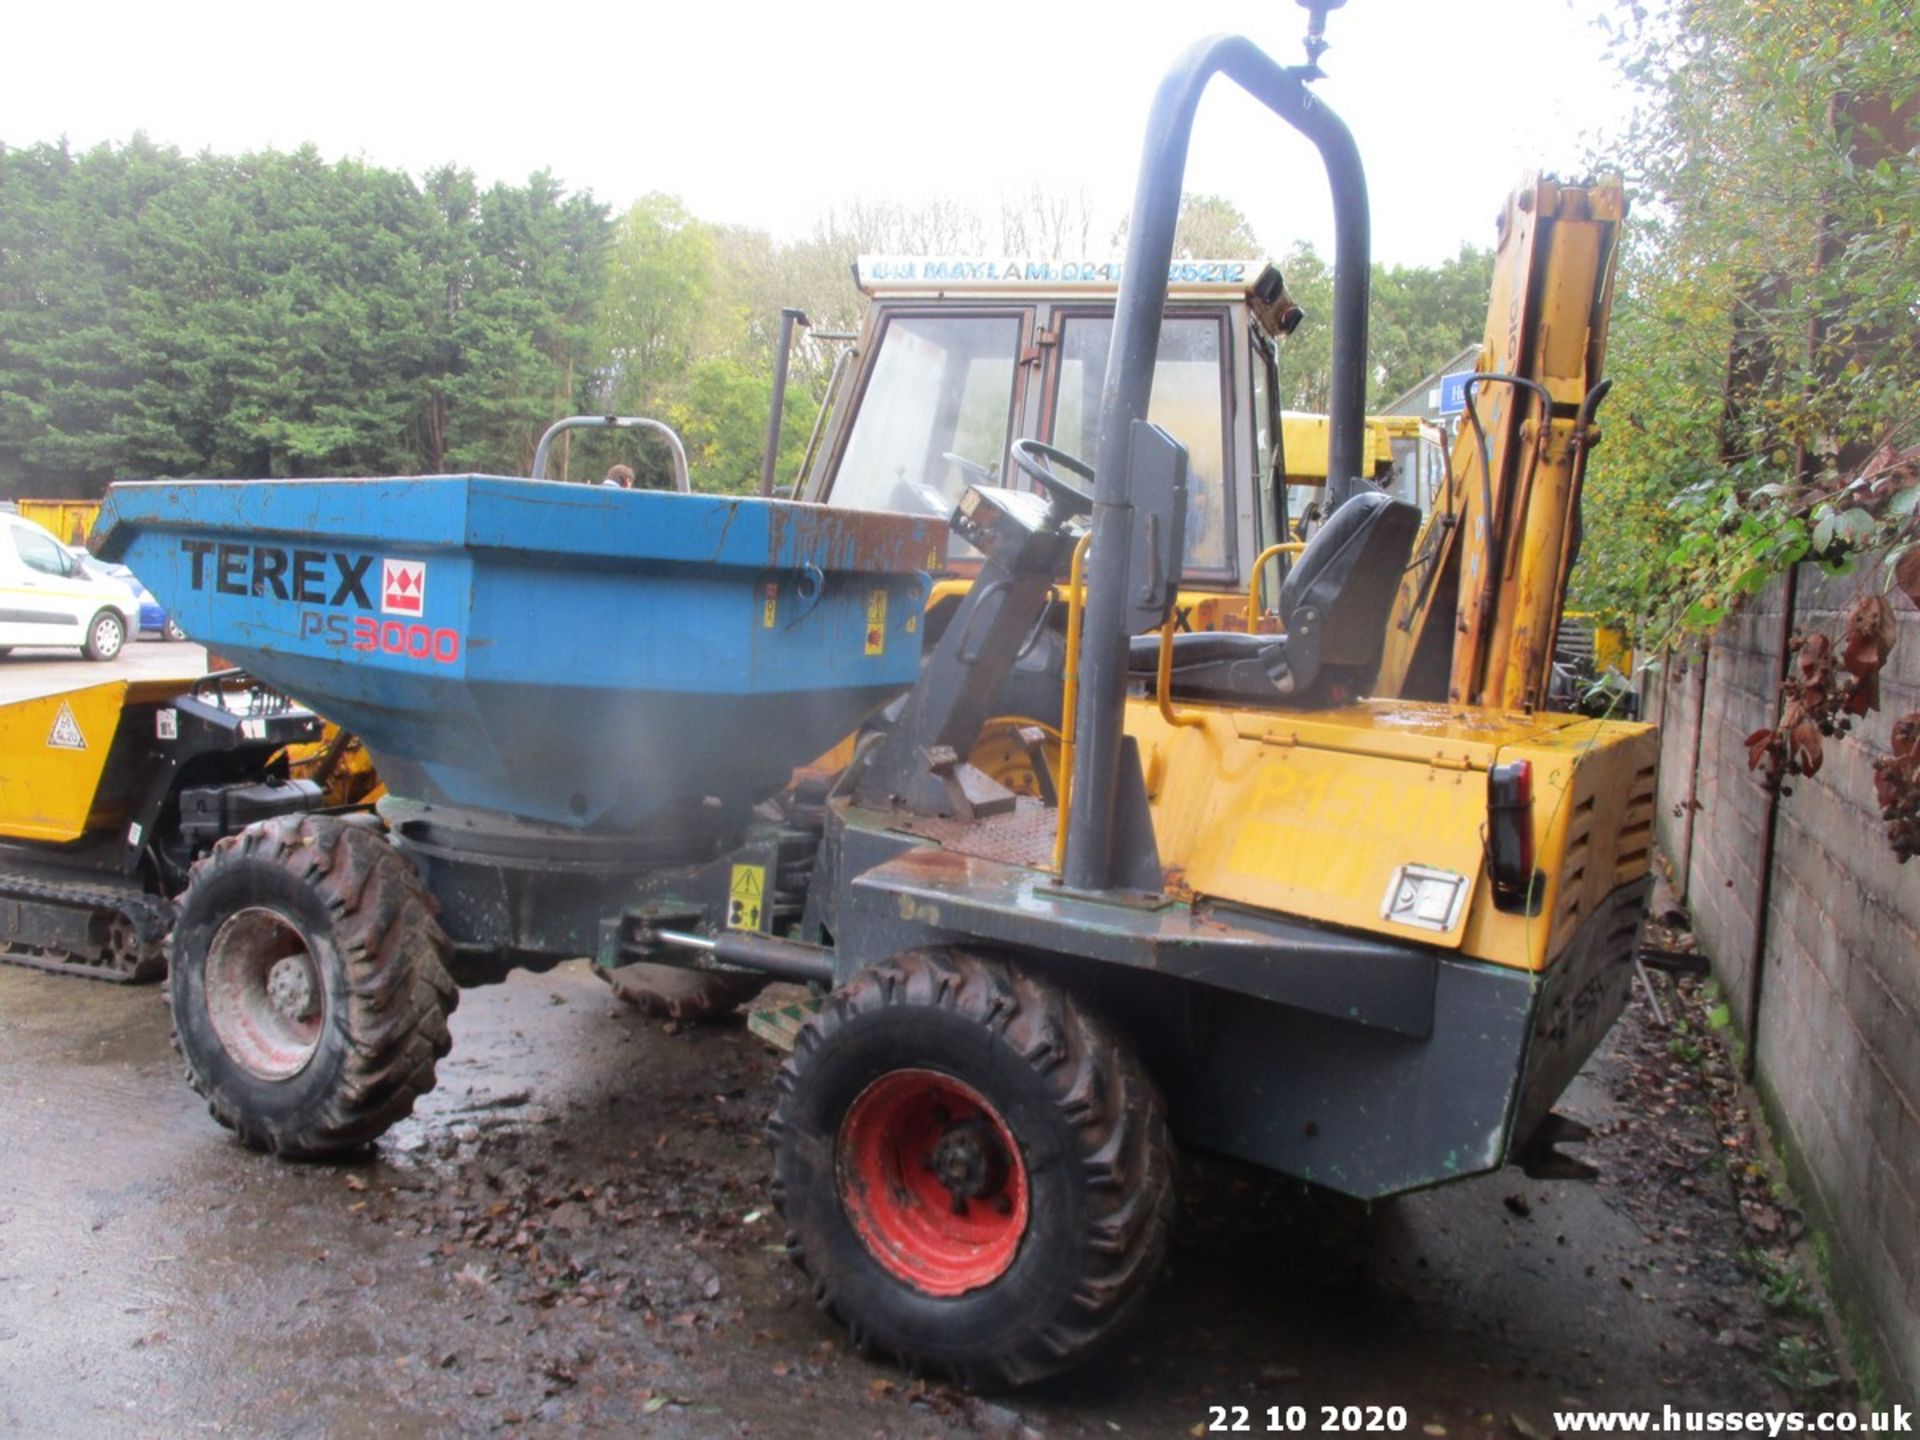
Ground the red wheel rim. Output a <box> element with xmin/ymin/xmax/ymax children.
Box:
<box><xmin>837</xmin><ymin>1069</ymin><xmax>1030</xmax><ymax>1296</ymax></box>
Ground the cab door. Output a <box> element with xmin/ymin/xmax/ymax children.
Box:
<box><xmin>1036</xmin><ymin>305</ymin><xmax>1243</xmax><ymax>592</ymax></box>
<box><xmin>1</xmin><ymin>521</ymin><xmax>88</xmax><ymax>647</ymax></box>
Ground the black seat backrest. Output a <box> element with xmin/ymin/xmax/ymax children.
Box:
<box><xmin>1277</xmin><ymin>489</ymin><xmax>1421</xmax><ymax>686</ymax></box>
<box><xmin>1121</xmin><ymin>489</ymin><xmax>1421</xmax><ymax>709</ymax></box>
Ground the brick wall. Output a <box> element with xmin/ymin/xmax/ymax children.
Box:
<box><xmin>1652</xmin><ymin>562</ymin><xmax>1920</xmax><ymax>1404</ymax></box>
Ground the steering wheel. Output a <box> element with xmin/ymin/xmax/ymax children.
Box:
<box><xmin>941</xmin><ymin>451</ymin><xmax>999</xmax><ymax>488</ymax></box>
<box><xmin>1009</xmin><ymin>439</ymin><xmax>1096</xmax><ymax>519</ymax></box>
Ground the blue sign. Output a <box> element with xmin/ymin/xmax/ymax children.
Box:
<box><xmin>1437</xmin><ymin>371</ymin><xmax>1472</xmax><ymax>416</ymax></box>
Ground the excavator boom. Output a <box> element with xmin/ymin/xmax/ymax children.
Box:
<box><xmin>1377</xmin><ymin>175</ymin><xmax>1626</xmax><ymax>708</ymax></box>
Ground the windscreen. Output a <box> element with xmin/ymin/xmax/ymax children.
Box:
<box><xmin>1051</xmin><ymin>315</ymin><xmax>1229</xmax><ymax>572</ymax></box>
<box><xmin>830</xmin><ymin>313</ymin><xmax>1022</xmax><ymax>526</ymax></box>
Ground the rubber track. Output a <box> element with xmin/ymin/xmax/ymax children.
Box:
<box><xmin>0</xmin><ymin>872</ymin><xmax>171</xmax><ymax>983</ymax></box>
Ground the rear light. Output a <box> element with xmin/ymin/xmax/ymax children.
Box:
<box><xmin>1487</xmin><ymin>759</ymin><xmax>1539</xmax><ymax>911</ymax></box>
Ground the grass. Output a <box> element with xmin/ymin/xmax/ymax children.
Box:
<box><xmin>1742</xmin><ymin>1247</ymin><xmax>1824</xmax><ymax>1322</ymax></box>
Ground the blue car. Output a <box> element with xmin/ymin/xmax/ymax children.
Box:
<box><xmin>100</xmin><ymin>561</ymin><xmax>186</xmax><ymax>640</ymax></box>
<box><xmin>63</xmin><ymin>545</ymin><xmax>186</xmax><ymax>641</ymax></box>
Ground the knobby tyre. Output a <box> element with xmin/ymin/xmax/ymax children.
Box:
<box><xmin>168</xmin><ymin>814</ymin><xmax>457</xmax><ymax>1158</ymax></box>
<box><xmin>767</xmin><ymin>947</ymin><xmax>1174</xmax><ymax>1387</ymax></box>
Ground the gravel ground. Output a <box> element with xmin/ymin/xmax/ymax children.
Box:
<box><xmin>0</xmin><ymin>930</ymin><xmax>1838</xmax><ymax>1439</ymax></box>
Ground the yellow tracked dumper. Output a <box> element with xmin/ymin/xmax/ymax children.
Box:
<box><xmin>0</xmin><ymin>674</ymin><xmax>327</xmax><ymax>980</ymax></box>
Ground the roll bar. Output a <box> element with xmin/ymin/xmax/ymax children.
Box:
<box><xmin>529</xmin><ymin>415</ymin><xmax>692</xmax><ymax>492</ymax></box>
<box><xmin>1061</xmin><ymin>32</ymin><xmax>1371</xmax><ymax>893</ymax></box>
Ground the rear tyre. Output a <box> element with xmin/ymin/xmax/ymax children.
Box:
<box><xmin>168</xmin><ymin>814</ymin><xmax>457</xmax><ymax>1158</ymax></box>
<box><xmin>599</xmin><ymin>961</ymin><xmax>769</xmax><ymax>1020</ymax></box>
<box><xmin>768</xmin><ymin>948</ymin><xmax>1174</xmax><ymax>1387</ymax></box>
<box><xmin>163</xmin><ymin>617</ymin><xmax>188</xmax><ymax>642</ymax></box>
<box><xmin>83</xmin><ymin>609</ymin><xmax>126</xmax><ymax>661</ymax></box>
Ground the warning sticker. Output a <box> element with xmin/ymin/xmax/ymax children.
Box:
<box><xmin>762</xmin><ymin>581</ymin><xmax>778</xmax><ymax>629</ymax></box>
<box><xmin>727</xmin><ymin>864</ymin><xmax>766</xmax><ymax>932</ymax></box>
<box><xmin>382</xmin><ymin>557</ymin><xmax>427</xmax><ymax>616</ymax></box>
<box><xmin>155</xmin><ymin>708</ymin><xmax>178</xmax><ymax>740</ymax></box>
<box><xmin>47</xmin><ymin>702</ymin><xmax>87</xmax><ymax>751</ymax></box>
<box><xmin>864</xmin><ymin>589</ymin><xmax>888</xmax><ymax>656</ymax></box>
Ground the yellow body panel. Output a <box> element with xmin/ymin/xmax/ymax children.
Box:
<box><xmin>1126</xmin><ymin>697</ymin><xmax>1657</xmax><ymax>972</ymax></box>
<box><xmin>0</xmin><ymin>678</ymin><xmax>197</xmax><ymax>842</ymax></box>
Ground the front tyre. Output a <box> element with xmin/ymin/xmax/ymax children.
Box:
<box><xmin>767</xmin><ymin>949</ymin><xmax>1173</xmax><ymax>1387</ymax></box>
<box><xmin>169</xmin><ymin>815</ymin><xmax>457</xmax><ymax>1158</ymax></box>
<box><xmin>84</xmin><ymin>609</ymin><xmax>126</xmax><ymax>661</ymax></box>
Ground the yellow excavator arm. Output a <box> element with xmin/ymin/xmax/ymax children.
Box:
<box><xmin>1377</xmin><ymin>175</ymin><xmax>1626</xmax><ymax>709</ymax></box>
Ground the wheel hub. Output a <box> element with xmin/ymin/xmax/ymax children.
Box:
<box><xmin>266</xmin><ymin>955</ymin><xmax>318</xmax><ymax>1022</ymax></box>
<box><xmin>927</xmin><ymin>1118</ymin><xmax>1011</xmax><ymax>1213</ymax></box>
<box><xmin>837</xmin><ymin>1069</ymin><xmax>1030</xmax><ymax>1296</ymax></box>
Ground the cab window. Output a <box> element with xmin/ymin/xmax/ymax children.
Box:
<box><xmin>830</xmin><ymin>312</ymin><xmax>1023</xmax><ymax>528</ymax></box>
<box><xmin>1049</xmin><ymin>314</ymin><xmax>1230</xmax><ymax>573</ymax></box>
<box><xmin>12</xmin><ymin>525</ymin><xmax>69</xmax><ymax>577</ymax></box>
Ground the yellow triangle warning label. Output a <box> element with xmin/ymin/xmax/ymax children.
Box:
<box><xmin>47</xmin><ymin>702</ymin><xmax>87</xmax><ymax>751</ymax></box>
<box><xmin>727</xmin><ymin>864</ymin><xmax>766</xmax><ymax>931</ymax></box>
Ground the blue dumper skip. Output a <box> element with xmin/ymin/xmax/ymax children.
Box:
<box><xmin>94</xmin><ymin>478</ymin><xmax>943</xmax><ymax>831</ymax></box>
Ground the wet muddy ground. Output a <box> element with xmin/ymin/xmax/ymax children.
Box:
<box><xmin>0</xmin><ymin>957</ymin><xmax>1835</xmax><ymax>1439</ymax></box>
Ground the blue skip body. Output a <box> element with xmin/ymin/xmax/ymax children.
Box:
<box><xmin>94</xmin><ymin>477</ymin><xmax>942</xmax><ymax>830</ymax></box>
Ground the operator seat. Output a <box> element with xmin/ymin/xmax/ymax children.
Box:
<box><xmin>1126</xmin><ymin>489</ymin><xmax>1421</xmax><ymax>708</ymax></box>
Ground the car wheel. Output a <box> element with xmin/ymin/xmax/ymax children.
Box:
<box><xmin>84</xmin><ymin>609</ymin><xmax>127</xmax><ymax>662</ymax></box>
<box><xmin>163</xmin><ymin>618</ymin><xmax>188</xmax><ymax>642</ymax></box>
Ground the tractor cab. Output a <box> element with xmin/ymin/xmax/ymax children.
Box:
<box><xmin>801</xmin><ymin>258</ymin><xmax>1460</xmax><ymax>637</ymax></box>
<box><xmin>801</xmin><ymin>257</ymin><xmax>1297</xmax><ymax>621</ymax></box>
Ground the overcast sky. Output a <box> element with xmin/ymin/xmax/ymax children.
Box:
<box><xmin>2</xmin><ymin>0</ymin><xmax>1636</xmax><ymax>268</ymax></box>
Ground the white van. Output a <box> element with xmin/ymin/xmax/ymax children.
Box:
<box><xmin>0</xmin><ymin>514</ymin><xmax>141</xmax><ymax>661</ymax></box>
